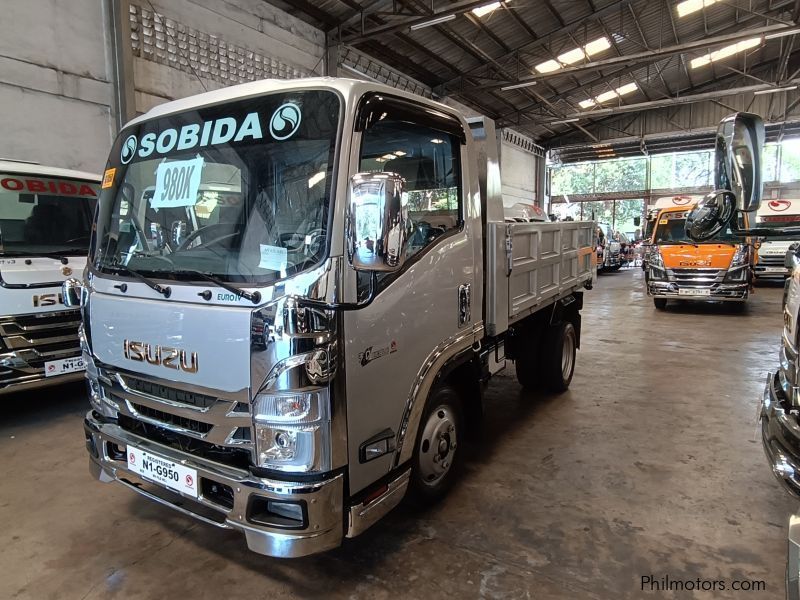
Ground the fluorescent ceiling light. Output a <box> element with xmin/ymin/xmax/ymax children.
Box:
<box><xmin>471</xmin><ymin>2</ymin><xmax>503</xmax><ymax>18</ymax></box>
<box><xmin>431</xmin><ymin>138</ymin><xmax>444</xmax><ymax>144</ymax></box>
<box><xmin>690</xmin><ymin>37</ymin><xmax>761</xmax><ymax>69</ymax></box>
<box><xmin>595</xmin><ymin>90</ymin><xmax>618</xmax><ymax>103</ymax></box>
<box><xmin>558</xmin><ymin>47</ymin><xmax>586</xmax><ymax>65</ymax></box>
<box><xmin>578</xmin><ymin>82</ymin><xmax>638</xmax><ymax>110</ymax></box>
<box><xmin>535</xmin><ymin>59</ymin><xmax>562</xmax><ymax>73</ymax></box>
<box><xmin>584</xmin><ymin>37</ymin><xmax>612</xmax><ymax>56</ymax></box>
<box><xmin>410</xmin><ymin>14</ymin><xmax>456</xmax><ymax>30</ymax></box>
<box><xmin>534</xmin><ymin>37</ymin><xmax>611</xmax><ymax>73</ymax></box>
<box><xmin>500</xmin><ymin>80</ymin><xmax>539</xmax><ymax>91</ymax></box>
<box><xmin>754</xmin><ymin>85</ymin><xmax>798</xmax><ymax>95</ymax></box>
<box><xmin>676</xmin><ymin>0</ymin><xmax>719</xmax><ymax>18</ymax></box>
<box><xmin>394</xmin><ymin>150</ymin><xmax>407</xmax><ymax>156</ymax></box>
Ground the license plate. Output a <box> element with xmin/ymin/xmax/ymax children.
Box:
<box><xmin>44</xmin><ymin>356</ymin><xmax>85</xmax><ymax>377</ymax></box>
<box><xmin>678</xmin><ymin>288</ymin><xmax>710</xmax><ymax>297</ymax></box>
<box><xmin>763</xmin><ymin>266</ymin><xmax>786</xmax><ymax>273</ymax></box>
<box><xmin>127</xmin><ymin>446</ymin><xmax>198</xmax><ymax>498</ymax></box>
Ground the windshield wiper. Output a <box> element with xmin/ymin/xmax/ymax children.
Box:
<box><xmin>2</xmin><ymin>250</ymin><xmax>72</xmax><ymax>264</ymax></box>
<box><xmin>107</xmin><ymin>263</ymin><xmax>171</xmax><ymax>298</ymax></box>
<box><xmin>174</xmin><ymin>268</ymin><xmax>261</xmax><ymax>304</ymax></box>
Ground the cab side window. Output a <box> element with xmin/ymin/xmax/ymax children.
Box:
<box><xmin>359</xmin><ymin>120</ymin><xmax>462</xmax><ymax>261</ymax></box>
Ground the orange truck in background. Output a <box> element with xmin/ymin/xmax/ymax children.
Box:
<box><xmin>644</xmin><ymin>195</ymin><xmax>754</xmax><ymax>309</ymax></box>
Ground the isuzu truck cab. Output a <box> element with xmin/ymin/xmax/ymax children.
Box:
<box><xmin>753</xmin><ymin>198</ymin><xmax>800</xmax><ymax>280</ymax></box>
<box><xmin>645</xmin><ymin>199</ymin><xmax>753</xmax><ymax>309</ymax></box>
<box><xmin>0</xmin><ymin>160</ymin><xmax>98</xmax><ymax>392</ymax></box>
<box><xmin>71</xmin><ymin>78</ymin><xmax>595</xmax><ymax>557</ymax></box>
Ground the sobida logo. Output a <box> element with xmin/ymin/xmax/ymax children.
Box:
<box><xmin>120</xmin><ymin>103</ymin><xmax>302</xmax><ymax>164</ymax></box>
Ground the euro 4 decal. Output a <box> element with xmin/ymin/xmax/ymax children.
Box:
<box><xmin>120</xmin><ymin>104</ymin><xmax>303</xmax><ymax>164</ymax></box>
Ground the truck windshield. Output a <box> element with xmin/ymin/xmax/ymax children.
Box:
<box><xmin>0</xmin><ymin>173</ymin><xmax>97</xmax><ymax>256</ymax></box>
<box><xmin>93</xmin><ymin>89</ymin><xmax>341</xmax><ymax>285</ymax></box>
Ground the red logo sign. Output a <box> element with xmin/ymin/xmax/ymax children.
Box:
<box><xmin>129</xmin><ymin>452</ymin><xmax>135</xmax><ymax>464</ymax></box>
<box><xmin>47</xmin><ymin>364</ymin><xmax>56</xmax><ymax>372</ymax></box>
<box><xmin>185</xmin><ymin>474</ymin><xmax>194</xmax><ymax>488</ymax></box>
<box><xmin>0</xmin><ymin>177</ymin><xmax>97</xmax><ymax>198</ymax></box>
<box><xmin>769</xmin><ymin>199</ymin><xmax>791</xmax><ymax>212</ymax></box>
<box><xmin>672</xmin><ymin>196</ymin><xmax>691</xmax><ymax>206</ymax></box>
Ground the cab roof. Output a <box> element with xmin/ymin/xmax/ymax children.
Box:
<box><xmin>125</xmin><ymin>77</ymin><xmax>463</xmax><ymax>130</ymax></box>
<box><xmin>0</xmin><ymin>159</ymin><xmax>100</xmax><ymax>183</ymax></box>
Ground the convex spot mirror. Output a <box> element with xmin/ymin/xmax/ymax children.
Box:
<box><xmin>685</xmin><ymin>190</ymin><xmax>737</xmax><ymax>242</ymax></box>
<box><xmin>347</xmin><ymin>172</ymin><xmax>410</xmax><ymax>272</ymax></box>
<box><xmin>686</xmin><ymin>112</ymin><xmax>764</xmax><ymax>242</ymax></box>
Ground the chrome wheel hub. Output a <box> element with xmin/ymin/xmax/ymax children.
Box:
<box><xmin>418</xmin><ymin>405</ymin><xmax>457</xmax><ymax>485</ymax></box>
<box><xmin>562</xmin><ymin>330</ymin><xmax>575</xmax><ymax>380</ymax></box>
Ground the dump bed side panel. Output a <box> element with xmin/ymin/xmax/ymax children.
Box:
<box><xmin>485</xmin><ymin>221</ymin><xmax>594</xmax><ymax>335</ymax></box>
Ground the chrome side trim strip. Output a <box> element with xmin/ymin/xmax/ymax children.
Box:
<box><xmin>346</xmin><ymin>469</ymin><xmax>410</xmax><ymax>538</ymax></box>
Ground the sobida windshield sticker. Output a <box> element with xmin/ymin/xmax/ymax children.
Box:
<box><xmin>151</xmin><ymin>157</ymin><xmax>204</xmax><ymax>209</ymax></box>
<box><xmin>121</xmin><ymin>104</ymin><xmax>303</xmax><ymax>165</ymax></box>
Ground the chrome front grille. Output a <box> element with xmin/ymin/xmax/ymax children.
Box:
<box><xmin>758</xmin><ymin>254</ymin><xmax>785</xmax><ymax>267</ymax></box>
<box><xmin>0</xmin><ymin>310</ymin><xmax>82</xmax><ymax>383</ymax></box>
<box><xmin>668</xmin><ymin>268</ymin><xmax>726</xmax><ymax>286</ymax></box>
<box><xmin>98</xmin><ymin>369</ymin><xmax>254</xmax><ymax>461</ymax></box>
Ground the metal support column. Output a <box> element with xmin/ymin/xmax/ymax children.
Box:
<box><xmin>106</xmin><ymin>0</ymin><xmax>136</xmax><ymax>133</ymax></box>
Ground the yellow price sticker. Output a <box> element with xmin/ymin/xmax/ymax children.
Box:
<box><xmin>102</xmin><ymin>168</ymin><xmax>116</xmax><ymax>189</ymax></box>
<box><xmin>659</xmin><ymin>219</ymin><xmax>668</xmax><ymax>225</ymax></box>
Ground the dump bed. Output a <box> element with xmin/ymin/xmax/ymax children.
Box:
<box><xmin>485</xmin><ymin>220</ymin><xmax>595</xmax><ymax>336</ymax></box>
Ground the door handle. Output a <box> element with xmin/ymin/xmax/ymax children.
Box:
<box><xmin>458</xmin><ymin>283</ymin><xmax>471</xmax><ymax>327</ymax></box>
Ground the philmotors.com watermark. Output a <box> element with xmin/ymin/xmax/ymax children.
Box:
<box><xmin>641</xmin><ymin>575</ymin><xmax>766</xmax><ymax>592</ymax></box>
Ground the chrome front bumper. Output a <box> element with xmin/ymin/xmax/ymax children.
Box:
<box><xmin>754</xmin><ymin>266</ymin><xmax>789</xmax><ymax>279</ymax></box>
<box><xmin>647</xmin><ymin>280</ymin><xmax>749</xmax><ymax>301</ymax></box>
<box><xmin>761</xmin><ymin>372</ymin><xmax>800</xmax><ymax>500</ymax></box>
<box><xmin>84</xmin><ymin>412</ymin><xmax>345</xmax><ymax>558</ymax></box>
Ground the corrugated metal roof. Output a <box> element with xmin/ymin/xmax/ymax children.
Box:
<box><xmin>268</xmin><ymin>0</ymin><xmax>800</xmax><ymax>146</ymax></box>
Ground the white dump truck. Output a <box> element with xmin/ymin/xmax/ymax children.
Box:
<box><xmin>753</xmin><ymin>198</ymin><xmax>800</xmax><ymax>280</ymax></box>
<box><xmin>71</xmin><ymin>78</ymin><xmax>594</xmax><ymax>557</ymax></box>
<box><xmin>0</xmin><ymin>160</ymin><xmax>98</xmax><ymax>392</ymax></box>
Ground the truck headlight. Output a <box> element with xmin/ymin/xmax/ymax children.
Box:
<box><xmin>724</xmin><ymin>245</ymin><xmax>750</xmax><ymax>282</ymax></box>
<box><xmin>253</xmin><ymin>389</ymin><xmax>330</xmax><ymax>472</ymax></box>
<box><xmin>730</xmin><ymin>244</ymin><xmax>749</xmax><ymax>268</ymax></box>
<box><xmin>648</xmin><ymin>248</ymin><xmax>667</xmax><ymax>280</ymax></box>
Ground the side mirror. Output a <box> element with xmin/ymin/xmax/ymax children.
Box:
<box><xmin>686</xmin><ymin>112</ymin><xmax>765</xmax><ymax>242</ymax></box>
<box><xmin>62</xmin><ymin>278</ymin><xmax>86</xmax><ymax>308</ymax></box>
<box><xmin>346</xmin><ymin>172</ymin><xmax>410</xmax><ymax>272</ymax></box>
<box><xmin>716</xmin><ymin>112</ymin><xmax>765</xmax><ymax>213</ymax></box>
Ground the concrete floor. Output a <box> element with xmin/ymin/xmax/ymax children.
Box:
<box><xmin>1</xmin><ymin>268</ymin><xmax>796</xmax><ymax>599</ymax></box>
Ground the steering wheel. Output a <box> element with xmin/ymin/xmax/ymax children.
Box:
<box><xmin>176</xmin><ymin>223</ymin><xmax>237</xmax><ymax>252</ymax></box>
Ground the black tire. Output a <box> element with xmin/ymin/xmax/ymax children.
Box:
<box><xmin>540</xmin><ymin>322</ymin><xmax>577</xmax><ymax>393</ymax></box>
<box><xmin>654</xmin><ymin>298</ymin><xmax>668</xmax><ymax>310</ymax></box>
<box><xmin>407</xmin><ymin>385</ymin><xmax>464</xmax><ymax>505</ymax></box>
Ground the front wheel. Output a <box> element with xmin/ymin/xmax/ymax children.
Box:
<box><xmin>654</xmin><ymin>298</ymin><xmax>667</xmax><ymax>310</ymax></box>
<box><xmin>408</xmin><ymin>385</ymin><xmax>464</xmax><ymax>505</ymax></box>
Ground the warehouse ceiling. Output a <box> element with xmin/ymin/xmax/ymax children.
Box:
<box><xmin>268</xmin><ymin>0</ymin><xmax>800</xmax><ymax>156</ymax></box>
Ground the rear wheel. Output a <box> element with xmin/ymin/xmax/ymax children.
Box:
<box><xmin>541</xmin><ymin>322</ymin><xmax>577</xmax><ymax>393</ymax></box>
<box><xmin>654</xmin><ymin>298</ymin><xmax>668</xmax><ymax>310</ymax></box>
<box><xmin>408</xmin><ymin>385</ymin><xmax>464</xmax><ymax>505</ymax></box>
